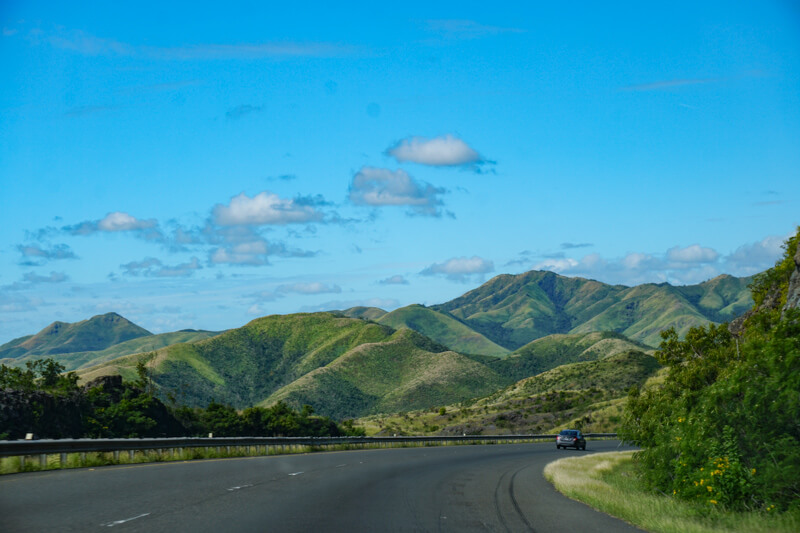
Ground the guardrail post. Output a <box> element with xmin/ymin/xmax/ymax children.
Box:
<box><xmin>128</xmin><ymin>450</ymin><xmax>135</xmax><ymax>460</ymax></box>
<box><xmin>113</xmin><ymin>450</ymin><xmax>120</xmax><ymax>462</ymax></box>
<box><xmin>39</xmin><ymin>454</ymin><xmax>47</xmax><ymax>468</ymax></box>
<box><xmin>60</xmin><ymin>452</ymin><xmax>67</xmax><ymax>466</ymax></box>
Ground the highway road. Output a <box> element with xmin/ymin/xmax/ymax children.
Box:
<box><xmin>1</xmin><ymin>440</ymin><xmax>642</xmax><ymax>532</ymax></box>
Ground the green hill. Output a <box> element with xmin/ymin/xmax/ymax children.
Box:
<box><xmin>264</xmin><ymin>328</ymin><xmax>508</xmax><ymax>419</ymax></box>
<box><xmin>433</xmin><ymin>271</ymin><xmax>752</xmax><ymax>348</ymax></box>
<box><xmin>490</xmin><ymin>331</ymin><xmax>652</xmax><ymax>382</ymax></box>
<box><xmin>0</xmin><ymin>312</ymin><xmax>152</xmax><ymax>359</ymax></box>
<box><xmin>357</xmin><ymin>350</ymin><xmax>661</xmax><ymax>436</ymax></box>
<box><xmin>376</xmin><ymin>304</ymin><xmax>510</xmax><ymax>357</ymax></box>
<box><xmin>78</xmin><ymin>313</ymin><xmax>400</xmax><ymax>409</ymax></box>
<box><xmin>5</xmin><ymin>330</ymin><xmax>221</xmax><ymax>371</ymax></box>
<box><xmin>339</xmin><ymin>306</ymin><xmax>387</xmax><ymax>320</ymax></box>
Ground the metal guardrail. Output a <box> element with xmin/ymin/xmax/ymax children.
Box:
<box><xmin>0</xmin><ymin>433</ymin><xmax>618</xmax><ymax>467</ymax></box>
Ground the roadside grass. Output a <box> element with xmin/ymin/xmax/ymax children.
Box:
<box><xmin>544</xmin><ymin>451</ymin><xmax>799</xmax><ymax>533</ymax></box>
<box><xmin>0</xmin><ymin>437</ymin><xmax>533</xmax><ymax>475</ymax></box>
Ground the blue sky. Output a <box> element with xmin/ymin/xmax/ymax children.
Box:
<box><xmin>1</xmin><ymin>1</ymin><xmax>799</xmax><ymax>343</ymax></box>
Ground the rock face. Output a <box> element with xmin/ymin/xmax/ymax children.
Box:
<box><xmin>784</xmin><ymin>245</ymin><xmax>800</xmax><ymax>311</ymax></box>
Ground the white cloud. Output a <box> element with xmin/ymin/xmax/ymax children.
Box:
<box><xmin>666</xmin><ymin>244</ymin><xmax>719</xmax><ymax>264</ymax></box>
<box><xmin>387</xmin><ymin>135</ymin><xmax>482</xmax><ymax>167</ymax></box>
<box><xmin>420</xmin><ymin>256</ymin><xmax>494</xmax><ymax>282</ymax></box>
<box><xmin>213</xmin><ymin>192</ymin><xmax>324</xmax><ymax>226</ymax></box>
<box><xmin>22</xmin><ymin>271</ymin><xmax>69</xmax><ymax>284</ymax></box>
<box><xmin>298</xmin><ymin>298</ymin><xmax>400</xmax><ymax>313</ymax></box>
<box><xmin>379</xmin><ymin>275</ymin><xmax>409</xmax><ymax>285</ymax></box>
<box><xmin>725</xmin><ymin>234</ymin><xmax>787</xmax><ymax>275</ymax></box>
<box><xmin>529</xmin><ymin>233</ymin><xmax>788</xmax><ymax>286</ymax></box>
<box><xmin>209</xmin><ymin>240</ymin><xmax>271</xmax><ymax>266</ymax></box>
<box><xmin>349</xmin><ymin>167</ymin><xmax>444</xmax><ymax>216</ymax></box>
<box><xmin>98</xmin><ymin>212</ymin><xmax>157</xmax><ymax>232</ymax></box>
<box><xmin>64</xmin><ymin>212</ymin><xmax>158</xmax><ymax>236</ymax></box>
<box><xmin>122</xmin><ymin>257</ymin><xmax>202</xmax><ymax>278</ymax></box>
<box><xmin>277</xmin><ymin>282</ymin><xmax>342</xmax><ymax>295</ymax></box>
<box><xmin>17</xmin><ymin>243</ymin><xmax>77</xmax><ymax>265</ymax></box>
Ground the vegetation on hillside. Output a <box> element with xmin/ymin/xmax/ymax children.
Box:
<box><xmin>433</xmin><ymin>270</ymin><xmax>752</xmax><ymax>349</ymax></box>
<box><xmin>377</xmin><ymin>304</ymin><xmax>510</xmax><ymax>357</ymax></box>
<box><xmin>358</xmin><ymin>349</ymin><xmax>661</xmax><ymax>436</ymax></box>
<box><xmin>0</xmin><ymin>312</ymin><xmax>151</xmax><ymax>360</ymax></box>
<box><xmin>0</xmin><ymin>357</ymin><xmax>363</xmax><ymax>440</ymax></box>
<box><xmin>622</xmin><ymin>228</ymin><xmax>800</xmax><ymax>514</ymax></box>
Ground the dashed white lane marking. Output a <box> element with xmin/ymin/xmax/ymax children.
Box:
<box><xmin>102</xmin><ymin>513</ymin><xmax>150</xmax><ymax>527</ymax></box>
<box><xmin>288</xmin><ymin>471</ymin><xmax>304</xmax><ymax>476</ymax></box>
<box><xmin>335</xmin><ymin>464</ymin><xmax>347</xmax><ymax>468</ymax></box>
<box><xmin>226</xmin><ymin>484</ymin><xmax>254</xmax><ymax>491</ymax></box>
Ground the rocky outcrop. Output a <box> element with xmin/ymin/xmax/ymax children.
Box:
<box><xmin>783</xmin><ymin>244</ymin><xmax>800</xmax><ymax>311</ymax></box>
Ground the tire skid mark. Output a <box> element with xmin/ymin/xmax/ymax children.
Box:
<box><xmin>509</xmin><ymin>465</ymin><xmax>536</xmax><ymax>532</ymax></box>
<box><xmin>494</xmin><ymin>464</ymin><xmax>536</xmax><ymax>533</ymax></box>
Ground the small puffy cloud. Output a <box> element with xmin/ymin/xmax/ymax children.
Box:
<box><xmin>349</xmin><ymin>166</ymin><xmax>445</xmax><ymax>216</ymax></box>
<box><xmin>386</xmin><ymin>135</ymin><xmax>484</xmax><ymax>167</ymax></box>
<box><xmin>17</xmin><ymin>243</ymin><xmax>77</xmax><ymax>265</ymax></box>
<box><xmin>23</xmin><ymin>271</ymin><xmax>69</xmax><ymax>284</ymax></box>
<box><xmin>420</xmin><ymin>256</ymin><xmax>494</xmax><ymax>282</ymax></box>
<box><xmin>99</xmin><ymin>212</ymin><xmax>156</xmax><ymax>232</ymax></box>
<box><xmin>212</xmin><ymin>192</ymin><xmax>325</xmax><ymax>226</ymax></box>
<box><xmin>121</xmin><ymin>257</ymin><xmax>202</xmax><ymax>278</ymax></box>
<box><xmin>209</xmin><ymin>240</ymin><xmax>271</xmax><ymax>266</ymax></box>
<box><xmin>666</xmin><ymin>244</ymin><xmax>719</xmax><ymax>264</ymax></box>
<box><xmin>379</xmin><ymin>275</ymin><xmax>409</xmax><ymax>285</ymax></box>
<box><xmin>277</xmin><ymin>282</ymin><xmax>342</xmax><ymax>295</ymax></box>
<box><xmin>64</xmin><ymin>212</ymin><xmax>158</xmax><ymax>236</ymax></box>
<box><xmin>561</xmin><ymin>242</ymin><xmax>592</xmax><ymax>250</ymax></box>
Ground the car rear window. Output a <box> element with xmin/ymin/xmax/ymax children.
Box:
<box><xmin>560</xmin><ymin>430</ymin><xmax>578</xmax><ymax>436</ymax></box>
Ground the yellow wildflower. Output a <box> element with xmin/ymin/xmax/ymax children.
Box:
<box><xmin>751</xmin><ymin>468</ymin><xmax>756</xmax><ymax>475</ymax></box>
<box><xmin>707</xmin><ymin>485</ymin><xmax>713</xmax><ymax>492</ymax></box>
<box><xmin>709</xmin><ymin>500</ymin><xmax>718</xmax><ymax>505</ymax></box>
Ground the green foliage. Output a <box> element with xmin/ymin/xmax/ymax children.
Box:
<box><xmin>622</xmin><ymin>230</ymin><xmax>800</xmax><ymax>513</ymax></box>
<box><xmin>750</xmin><ymin>228</ymin><xmax>798</xmax><ymax>308</ymax></box>
<box><xmin>0</xmin><ymin>357</ymin><xmax>362</xmax><ymax>439</ymax></box>
<box><xmin>0</xmin><ymin>358</ymin><xmax>78</xmax><ymax>393</ymax></box>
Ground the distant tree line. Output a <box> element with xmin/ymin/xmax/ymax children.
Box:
<box><xmin>0</xmin><ymin>358</ymin><xmax>365</xmax><ymax>440</ymax></box>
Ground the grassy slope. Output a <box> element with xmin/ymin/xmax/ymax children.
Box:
<box><xmin>488</xmin><ymin>331</ymin><xmax>651</xmax><ymax>383</ymax></box>
<box><xmin>263</xmin><ymin>328</ymin><xmax>508</xmax><ymax>419</ymax></box>
<box><xmin>545</xmin><ymin>452</ymin><xmax>799</xmax><ymax>533</ymax></box>
<box><xmin>357</xmin><ymin>346</ymin><xmax>660</xmax><ymax>436</ymax></box>
<box><xmin>78</xmin><ymin>313</ymin><xmax>399</xmax><ymax>409</ymax></box>
<box><xmin>434</xmin><ymin>270</ymin><xmax>752</xmax><ymax>349</ymax></box>
<box><xmin>0</xmin><ymin>312</ymin><xmax>152</xmax><ymax>360</ymax></box>
<box><xmin>377</xmin><ymin>304</ymin><xmax>510</xmax><ymax>357</ymax></box>
<box><xmin>339</xmin><ymin>306</ymin><xmax>388</xmax><ymax>321</ymax></box>
<box><xmin>6</xmin><ymin>330</ymin><xmax>221</xmax><ymax>371</ymax></box>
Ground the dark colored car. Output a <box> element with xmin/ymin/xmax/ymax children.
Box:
<box><xmin>556</xmin><ymin>429</ymin><xmax>586</xmax><ymax>450</ymax></box>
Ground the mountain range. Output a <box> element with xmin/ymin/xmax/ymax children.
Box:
<box><xmin>0</xmin><ymin>269</ymin><xmax>753</xmax><ymax>420</ymax></box>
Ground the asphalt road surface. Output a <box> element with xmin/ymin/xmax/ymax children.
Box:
<box><xmin>1</xmin><ymin>440</ymin><xmax>643</xmax><ymax>532</ymax></box>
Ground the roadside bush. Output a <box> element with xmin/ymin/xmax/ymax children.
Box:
<box><xmin>622</xmin><ymin>229</ymin><xmax>800</xmax><ymax>513</ymax></box>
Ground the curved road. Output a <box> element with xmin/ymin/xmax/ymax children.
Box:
<box><xmin>1</xmin><ymin>440</ymin><xmax>642</xmax><ymax>532</ymax></box>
